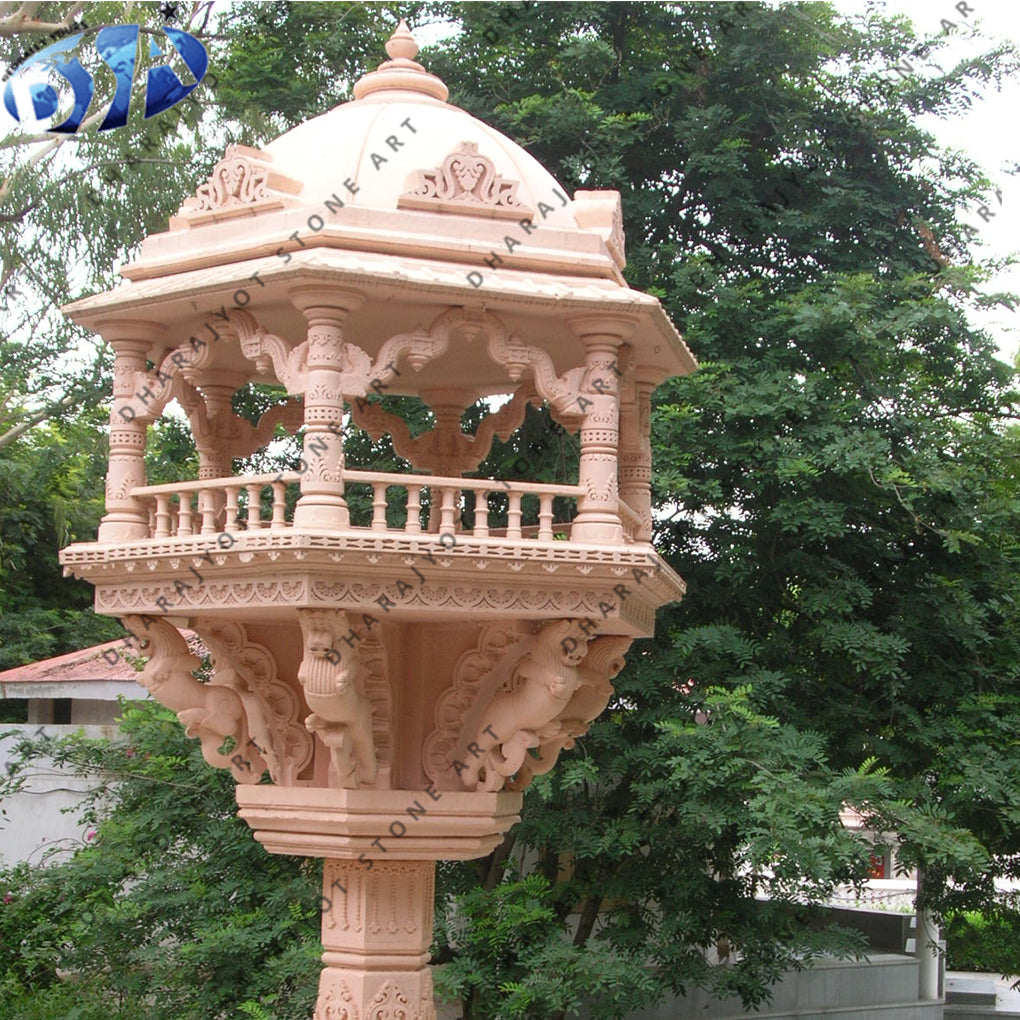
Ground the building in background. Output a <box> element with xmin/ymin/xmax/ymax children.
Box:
<box><xmin>0</xmin><ymin>633</ymin><xmax>203</xmax><ymax>866</ymax></box>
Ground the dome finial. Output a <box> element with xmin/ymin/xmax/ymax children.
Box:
<box><xmin>385</xmin><ymin>19</ymin><xmax>419</xmax><ymax>62</ymax></box>
<box><xmin>352</xmin><ymin>18</ymin><xmax>449</xmax><ymax>102</ymax></box>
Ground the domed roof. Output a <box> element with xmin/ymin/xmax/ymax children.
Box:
<box><xmin>262</xmin><ymin>21</ymin><xmax>577</xmax><ymax>229</ymax></box>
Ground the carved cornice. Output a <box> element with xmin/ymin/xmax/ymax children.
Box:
<box><xmin>399</xmin><ymin>141</ymin><xmax>533</xmax><ymax>221</ymax></box>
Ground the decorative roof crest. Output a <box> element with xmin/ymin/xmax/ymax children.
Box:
<box><xmin>399</xmin><ymin>141</ymin><xmax>534</xmax><ymax>221</ymax></box>
<box><xmin>352</xmin><ymin>19</ymin><xmax>449</xmax><ymax>102</ymax></box>
<box><xmin>172</xmin><ymin>144</ymin><xmax>302</xmax><ymax>229</ymax></box>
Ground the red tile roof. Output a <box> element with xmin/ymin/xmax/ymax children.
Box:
<box><xmin>0</xmin><ymin>631</ymin><xmax>206</xmax><ymax>688</ymax></box>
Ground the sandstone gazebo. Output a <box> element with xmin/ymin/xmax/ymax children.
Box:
<box><xmin>60</xmin><ymin>21</ymin><xmax>695</xmax><ymax>1019</ymax></box>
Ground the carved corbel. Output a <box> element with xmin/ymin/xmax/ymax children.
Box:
<box><xmin>124</xmin><ymin>333</ymin><xmax>217</xmax><ymax>425</ymax></box>
<box><xmin>462</xmin><ymin>619</ymin><xmax>593</xmax><ymax>792</ymax></box>
<box><xmin>229</xmin><ymin>310</ymin><xmax>309</xmax><ymax>393</ymax></box>
<box><xmin>122</xmin><ymin>615</ymin><xmax>266</xmax><ymax>784</ymax></box>
<box><xmin>507</xmin><ymin>635</ymin><xmax>633</xmax><ymax>791</ymax></box>
<box><xmin>298</xmin><ymin>610</ymin><xmax>378</xmax><ymax>789</ymax></box>
<box><xmin>178</xmin><ymin>380</ymin><xmax>304</xmax><ymax>465</ymax></box>
<box><xmin>192</xmin><ymin>620</ymin><xmax>314</xmax><ymax>786</ymax></box>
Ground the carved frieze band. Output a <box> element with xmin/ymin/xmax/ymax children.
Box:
<box><xmin>92</xmin><ymin>582</ymin><xmax>653</xmax><ymax>630</ymax></box>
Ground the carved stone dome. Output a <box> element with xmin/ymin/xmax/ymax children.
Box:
<box><xmin>123</xmin><ymin>20</ymin><xmax>627</xmax><ymax>284</ymax></box>
<box><xmin>263</xmin><ymin>20</ymin><xmax>579</xmax><ymax>230</ymax></box>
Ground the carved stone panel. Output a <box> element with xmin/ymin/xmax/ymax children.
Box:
<box><xmin>399</xmin><ymin>141</ymin><xmax>534</xmax><ymax>221</ymax></box>
<box><xmin>174</xmin><ymin>144</ymin><xmax>303</xmax><ymax>227</ymax></box>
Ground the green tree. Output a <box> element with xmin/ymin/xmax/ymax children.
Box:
<box><xmin>0</xmin><ymin>700</ymin><xmax>322</xmax><ymax>1020</ymax></box>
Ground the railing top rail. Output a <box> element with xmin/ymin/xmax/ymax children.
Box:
<box><xmin>131</xmin><ymin>470</ymin><xmax>584</xmax><ymax>499</ymax></box>
<box><xmin>617</xmin><ymin>500</ymin><xmax>644</xmax><ymax>530</ymax></box>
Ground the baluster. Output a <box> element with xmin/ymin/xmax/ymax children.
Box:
<box><xmin>439</xmin><ymin>487</ymin><xmax>457</xmax><ymax>535</ymax></box>
<box><xmin>424</xmin><ymin>486</ymin><xmax>435</xmax><ymax>532</ymax></box>
<box><xmin>405</xmin><ymin>486</ymin><xmax>422</xmax><ymax>535</ymax></box>
<box><xmin>245</xmin><ymin>484</ymin><xmax>263</xmax><ymax>529</ymax></box>
<box><xmin>177</xmin><ymin>492</ymin><xmax>194</xmax><ymax>537</ymax></box>
<box><xmin>154</xmin><ymin>495</ymin><xmax>171</xmax><ymax>538</ymax></box>
<box><xmin>271</xmin><ymin>483</ymin><xmax>287</xmax><ymax>530</ymax></box>
<box><xmin>371</xmin><ymin>483</ymin><xmax>388</xmax><ymax>531</ymax></box>
<box><xmin>474</xmin><ymin>490</ymin><xmax>490</xmax><ymax>537</ymax></box>
<box><xmin>538</xmin><ymin>494</ymin><xmax>554</xmax><ymax>542</ymax></box>
<box><xmin>507</xmin><ymin>491</ymin><xmax>523</xmax><ymax>540</ymax></box>
<box><xmin>200</xmin><ymin>490</ymin><xmax>218</xmax><ymax>535</ymax></box>
<box><xmin>224</xmin><ymin>486</ymin><xmax>240</xmax><ymax>532</ymax></box>
<box><xmin>147</xmin><ymin>504</ymin><xmax>156</xmax><ymax>538</ymax></box>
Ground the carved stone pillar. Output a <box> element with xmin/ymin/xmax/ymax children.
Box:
<box><xmin>567</xmin><ymin>315</ymin><xmax>632</xmax><ymax>544</ymax></box>
<box><xmin>618</xmin><ymin>377</ymin><xmax>654</xmax><ymax>542</ymax></box>
<box><xmin>315</xmin><ymin>859</ymin><xmax>436</xmax><ymax>1020</ymax></box>
<box><xmin>99</xmin><ymin>324</ymin><xmax>163</xmax><ymax>542</ymax></box>
<box><xmin>291</xmin><ymin>289</ymin><xmax>365</xmax><ymax>530</ymax></box>
<box><xmin>195</xmin><ymin>373</ymin><xmax>243</xmax><ymax>532</ymax></box>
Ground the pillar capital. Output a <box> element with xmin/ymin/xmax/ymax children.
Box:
<box><xmin>95</xmin><ymin>318</ymin><xmax>167</xmax><ymax>348</ymax></box>
<box><xmin>289</xmin><ymin>286</ymin><xmax>366</xmax><ymax>322</ymax></box>
<box><xmin>565</xmin><ymin>312</ymin><xmax>638</xmax><ymax>342</ymax></box>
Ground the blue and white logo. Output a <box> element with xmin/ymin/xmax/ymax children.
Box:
<box><xmin>3</xmin><ymin>25</ymin><xmax>209</xmax><ymax>133</ymax></box>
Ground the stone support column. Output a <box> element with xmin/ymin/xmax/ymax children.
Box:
<box><xmin>291</xmin><ymin>289</ymin><xmax>365</xmax><ymax>530</ymax></box>
<box><xmin>315</xmin><ymin>859</ymin><xmax>436</xmax><ymax>1020</ymax></box>
<box><xmin>99</xmin><ymin>325</ymin><xmax>163</xmax><ymax>542</ymax></box>
<box><xmin>567</xmin><ymin>315</ymin><xmax>633</xmax><ymax>544</ymax></box>
<box><xmin>618</xmin><ymin>377</ymin><xmax>654</xmax><ymax>542</ymax></box>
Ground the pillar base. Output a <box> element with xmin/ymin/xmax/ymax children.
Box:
<box><xmin>315</xmin><ymin>859</ymin><xmax>437</xmax><ymax>1020</ymax></box>
<box><xmin>571</xmin><ymin>517</ymin><xmax>624</xmax><ymax>544</ymax></box>
<box><xmin>293</xmin><ymin>497</ymin><xmax>351</xmax><ymax>530</ymax></box>
<box><xmin>316</xmin><ymin>967</ymin><xmax>436</xmax><ymax>1020</ymax></box>
<box><xmin>235</xmin><ymin>787</ymin><xmax>521</xmax><ymax>1020</ymax></box>
<box><xmin>98</xmin><ymin>516</ymin><xmax>152</xmax><ymax>542</ymax></box>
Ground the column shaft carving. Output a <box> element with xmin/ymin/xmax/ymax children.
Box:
<box><xmin>619</xmin><ymin>378</ymin><xmax>654</xmax><ymax>542</ymax></box>
<box><xmin>101</xmin><ymin>338</ymin><xmax>154</xmax><ymax>541</ymax></box>
<box><xmin>316</xmin><ymin>859</ymin><xmax>436</xmax><ymax>1020</ymax></box>
<box><xmin>569</xmin><ymin>316</ymin><xmax>633</xmax><ymax>543</ymax></box>
<box><xmin>294</xmin><ymin>301</ymin><xmax>352</xmax><ymax>529</ymax></box>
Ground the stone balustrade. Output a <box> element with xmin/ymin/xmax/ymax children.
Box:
<box><xmin>129</xmin><ymin>470</ymin><xmax>640</xmax><ymax>543</ymax></box>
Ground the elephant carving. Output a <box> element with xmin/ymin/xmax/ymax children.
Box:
<box><xmin>122</xmin><ymin>615</ymin><xmax>265</xmax><ymax>783</ymax></box>
<box><xmin>463</xmin><ymin>620</ymin><xmax>591</xmax><ymax>792</ymax></box>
